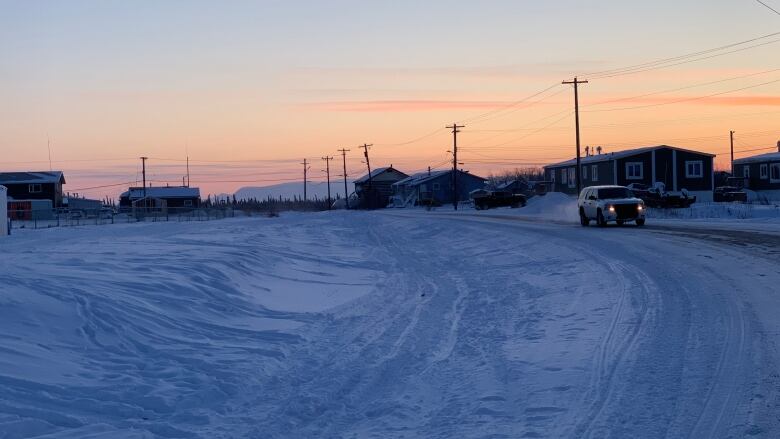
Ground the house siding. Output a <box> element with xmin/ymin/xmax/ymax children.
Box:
<box><xmin>735</xmin><ymin>159</ymin><xmax>780</xmax><ymax>191</ymax></box>
<box><xmin>545</xmin><ymin>158</ymin><xmax>615</xmax><ymax>195</ymax></box>
<box><xmin>544</xmin><ymin>146</ymin><xmax>714</xmax><ymax>195</ymax></box>
<box><xmin>3</xmin><ymin>182</ymin><xmax>63</xmax><ymax>207</ymax></box>
<box><xmin>617</xmin><ymin>151</ymin><xmax>653</xmax><ymax>186</ymax></box>
<box><xmin>675</xmin><ymin>150</ymin><xmax>713</xmax><ymax>191</ymax></box>
<box><xmin>654</xmin><ymin>148</ymin><xmax>674</xmax><ymax>188</ymax></box>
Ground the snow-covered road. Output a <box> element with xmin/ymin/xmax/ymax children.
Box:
<box><xmin>2</xmin><ymin>212</ymin><xmax>780</xmax><ymax>438</ymax></box>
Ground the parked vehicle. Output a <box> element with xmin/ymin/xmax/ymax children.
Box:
<box><xmin>578</xmin><ymin>185</ymin><xmax>646</xmax><ymax>227</ymax></box>
<box><xmin>713</xmin><ymin>186</ymin><xmax>748</xmax><ymax>203</ymax></box>
<box><xmin>472</xmin><ymin>190</ymin><xmax>527</xmax><ymax>210</ymax></box>
<box><xmin>626</xmin><ymin>182</ymin><xmax>696</xmax><ymax>208</ymax></box>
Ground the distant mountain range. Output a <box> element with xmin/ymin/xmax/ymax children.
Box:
<box><xmin>234</xmin><ymin>181</ymin><xmax>352</xmax><ymax>201</ymax></box>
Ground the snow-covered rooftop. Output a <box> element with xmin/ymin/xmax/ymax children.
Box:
<box><xmin>393</xmin><ymin>169</ymin><xmax>486</xmax><ymax>187</ymax></box>
<box><xmin>545</xmin><ymin>145</ymin><xmax>715</xmax><ymax>168</ymax></box>
<box><xmin>353</xmin><ymin>167</ymin><xmax>408</xmax><ymax>184</ymax></box>
<box><xmin>0</xmin><ymin>171</ymin><xmax>65</xmax><ymax>185</ymax></box>
<box><xmin>393</xmin><ymin>170</ymin><xmax>450</xmax><ymax>187</ymax></box>
<box><xmin>121</xmin><ymin>186</ymin><xmax>201</xmax><ymax>199</ymax></box>
<box><xmin>733</xmin><ymin>151</ymin><xmax>780</xmax><ymax>165</ymax></box>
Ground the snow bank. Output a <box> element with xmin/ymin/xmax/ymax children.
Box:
<box><xmin>0</xmin><ymin>215</ymin><xmax>383</xmax><ymax>437</ymax></box>
<box><xmin>646</xmin><ymin>202</ymin><xmax>780</xmax><ymax>221</ymax></box>
<box><xmin>521</xmin><ymin>192</ymin><xmax>579</xmax><ymax>221</ymax></box>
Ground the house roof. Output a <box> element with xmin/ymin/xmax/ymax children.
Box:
<box><xmin>0</xmin><ymin>171</ymin><xmax>65</xmax><ymax>185</ymax></box>
<box><xmin>496</xmin><ymin>180</ymin><xmax>528</xmax><ymax>190</ymax></box>
<box><xmin>544</xmin><ymin>145</ymin><xmax>716</xmax><ymax>169</ymax></box>
<box><xmin>353</xmin><ymin>166</ymin><xmax>408</xmax><ymax>184</ymax></box>
<box><xmin>121</xmin><ymin>186</ymin><xmax>201</xmax><ymax>199</ymax></box>
<box><xmin>392</xmin><ymin>169</ymin><xmax>486</xmax><ymax>187</ymax></box>
<box><xmin>733</xmin><ymin>151</ymin><xmax>780</xmax><ymax>165</ymax></box>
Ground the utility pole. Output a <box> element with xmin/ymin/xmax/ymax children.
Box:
<box><xmin>359</xmin><ymin>144</ymin><xmax>374</xmax><ymax>188</ymax></box>
<box><xmin>730</xmin><ymin>130</ymin><xmax>735</xmax><ymax>175</ymax></box>
<box><xmin>322</xmin><ymin>156</ymin><xmax>333</xmax><ymax>209</ymax></box>
<box><xmin>563</xmin><ymin>77</ymin><xmax>588</xmax><ymax>195</ymax></box>
<box><xmin>338</xmin><ymin>148</ymin><xmax>350</xmax><ymax>209</ymax></box>
<box><xmin>446</xmin><ymin>123</ymin><xmax>464</xmax><ymax>210</ymax></box>
<box><xmin>301</xmin><ymin>158</ymin><xmax>310</xmax><ymax>200</ymax></box>
<box><xmin>140</xmin><ymin>156</ymin><xmax>148</xmax><ymax>210</ymax></box>
<box><xmin>186</xmin><ymin>155</ymin><xmax>190</xmax><ymax>187</ymax></box>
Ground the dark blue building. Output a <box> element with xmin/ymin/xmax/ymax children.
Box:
<box><xmin>392</xmin><ymin>169</ymin><xmax>486</xmax><ymax>207</ymax></box>
<box><xmin>543</xmin><ymin>145</ymin><xmax>715</xmax><ymax>201</ymax></box>
<box><xmin>733</xmin><ymin>146</ymin><xmax>780</xmax><ymax>201</ymax></box>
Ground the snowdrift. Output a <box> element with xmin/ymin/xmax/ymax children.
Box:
<box><xmin>0</xmin><ymin>216</ymin><xmax>381</xmax><ymax>437</ymax></box>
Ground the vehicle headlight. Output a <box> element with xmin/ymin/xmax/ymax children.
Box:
<box><xmin>637</xmin><ymin>204</ymin><xmax>644</xmax><ymax>211</ymax></box>
<box><xmin>608</xmin><ymin>205</ymin><xmax>615</xmax><ymax>213</ymax></box>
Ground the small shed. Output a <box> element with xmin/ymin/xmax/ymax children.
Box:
<box><xmin>0</xmin><ymin>185</ymin><xmax>7</xmax><ymax>236</ymax></box>
<box><xmin>119</xmin><ymin>186</ymin><xmax>201</xmax><ymax>211</ymax></box>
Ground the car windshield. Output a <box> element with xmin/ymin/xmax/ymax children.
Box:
<box><xmin>598</xmin><ymin>188</ymin><xmax>631</xmax><ymax>199</ymax></box>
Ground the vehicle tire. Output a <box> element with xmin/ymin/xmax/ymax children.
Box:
<box><xmin>616</xmin><ymin>220</ymin><xmax>624</xmax><ymax>226</ymax></box>
<box><xmin>579</xmin><ymin>208</ymin><xmax>590</xmax><ymax>226</ymax></box>
<box><xmin>636</xmin><ymin>218</ymin><xmax>646</xmax><ymax>226</ymax></box>
<box><xmin>597</xmin><ymin>209</ymin><xmax>607</xmax><ymax>227</ymax></box>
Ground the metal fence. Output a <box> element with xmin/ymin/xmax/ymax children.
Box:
<box><xmin>7</xmin><ymin>207</ymin><xmax>236</xmax><ymax>231</ymax></box>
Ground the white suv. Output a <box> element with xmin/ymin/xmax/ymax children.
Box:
<box><xmin>578</xmin><ymin>185</ymin><xmax>646</xmax><ymax>227</ymax></box>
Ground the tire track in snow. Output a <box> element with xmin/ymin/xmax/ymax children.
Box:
<box><xmin>424</xmin><ymin>277</ymin><xmax>470</xmax><ymax>369</ymax></box>
<box><xmin>687</xmin><ymin>275</ymin><xmax>749</xmax><ymax>438</ymax></box>
<box><xmin>571</xmin><ymin>260</ymin><xmax>655</xmax><ymax>438</ymax></box>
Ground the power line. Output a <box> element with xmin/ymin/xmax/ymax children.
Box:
<box><xmin>374</xmin><ymin>127</ymin><xmax>447</xmax><ymax>147</ymax></box>
<box><xmin>754</xmin><ymin>0</ymin><xmax>780</xmax><ymax>15</ymax></box>
<box><xmin>459</xmin><ymin>83</ymin><xmax>562</xmax><ymax>125</ymax></box>
<box><xmin>584</xmin><ymin>31</ymin><xmax>780</xmax><ymax>79</ymax></box>
<box><xmin>583</xmin><ymin>68</ymin><xmax>780</xmax><ymax>108</ymax></box>
<box><xmin>583</xmin><ymin>78</ymin><xmax>780</xmax><ymax>112</ymax></box>
<box><xmin>69</xmin><ymin>181</ymin><xmax>139</xmax><ymax>191</ymax></box>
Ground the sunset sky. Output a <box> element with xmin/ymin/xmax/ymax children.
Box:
<box><xmin>1</xmin><ymin>0</ymin><xmax>779</xmax><ymax>199</ymax></box>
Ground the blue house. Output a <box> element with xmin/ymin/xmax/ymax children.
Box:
<box><xmin>543</xmin><ymin>145</ymin><xmax>715</xmax><ymax>201</ymax></box>
<box><xmin>392</xmin><ymin>169</ymin><xmax>486</xmax><ymax>207</ymax></box>
<box><xmin>733</xmin><ymin>145</ymin><xmax>780</xmax><ymax>201</ymax></box>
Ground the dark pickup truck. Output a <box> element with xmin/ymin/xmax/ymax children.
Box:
<box><xmin>626</xmin><ymin>183</ymin><xmax>696</xmax><ymax>208</ymax></box>
<box><xmin>713</xmin><ymin>186</ymin><xmax>747</xmax><ymax>203</ymax></box>
<box><xmin>472</xmin><ymin>190</ymin><xmax>527</xmax><ymax>210</ymax></box>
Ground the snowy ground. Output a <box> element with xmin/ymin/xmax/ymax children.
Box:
<box><xmin>2</xmin><ymin>207</ymin><xmax>780</xmax><ymax>437</ymax></box>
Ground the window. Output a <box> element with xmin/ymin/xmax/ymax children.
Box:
<box><xmin>432</xmin><ymin>183</ymin><xmax>440</xmax><ymax>191</ymax></box>
<box><xmin>567</xmin><ymin>168</ymin><xmax>575</xmax><ymax>188</ymax></box>
<box><xmin>28</xmin><ymin>184</ymin><xmax>42</xmax><ymax>193</ymax></box>
<box><xmin>760</xmin><ymin>164</ymin><xmax>768</xmax><ymax>179</ymax></box>
<box><xmin>591</xmin><ymin>165</ymin><xmax>598</xmax><ymax>182</ymax></box>
<box><xmin>550</xmin><ymin>170</ymin><xmax>556</xmax><ymax>182</ymax></box>
<box><xmin>685</xmin><ymin>160</ymin><xmax>703</xmax><ymax>179</ymax></box>
<box><xmin>771</xmin><ymin>163</ymin><xmax>780</xmax><ymax>183</ymax></box>
<box><xmin>183</xmin><ymin>200</ymin><xmax>193</xmax><ymax>207</ymax></box>
<box><xmin>743</xmin><ymin>166</ymin><xmax>750</xmax><ymax>179</ymax></box>
<box><xmin>582</xmin><ymin>165</ymin><xmax>588</xmax><ymax>180</ymax></box>
<box><xmin>598</xmin><ymin>187</ymin><xmax>632</xmax><ymax>199</ymax></box>
<box><xmin>625</xmin><ymin>162</ymin><xmax>643</xmax><ymax>180</ymax></box>
<box><xmin>561</xmin><ymin>169</ymin><xmax>567</xmax><ymax>184</ymax></box>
